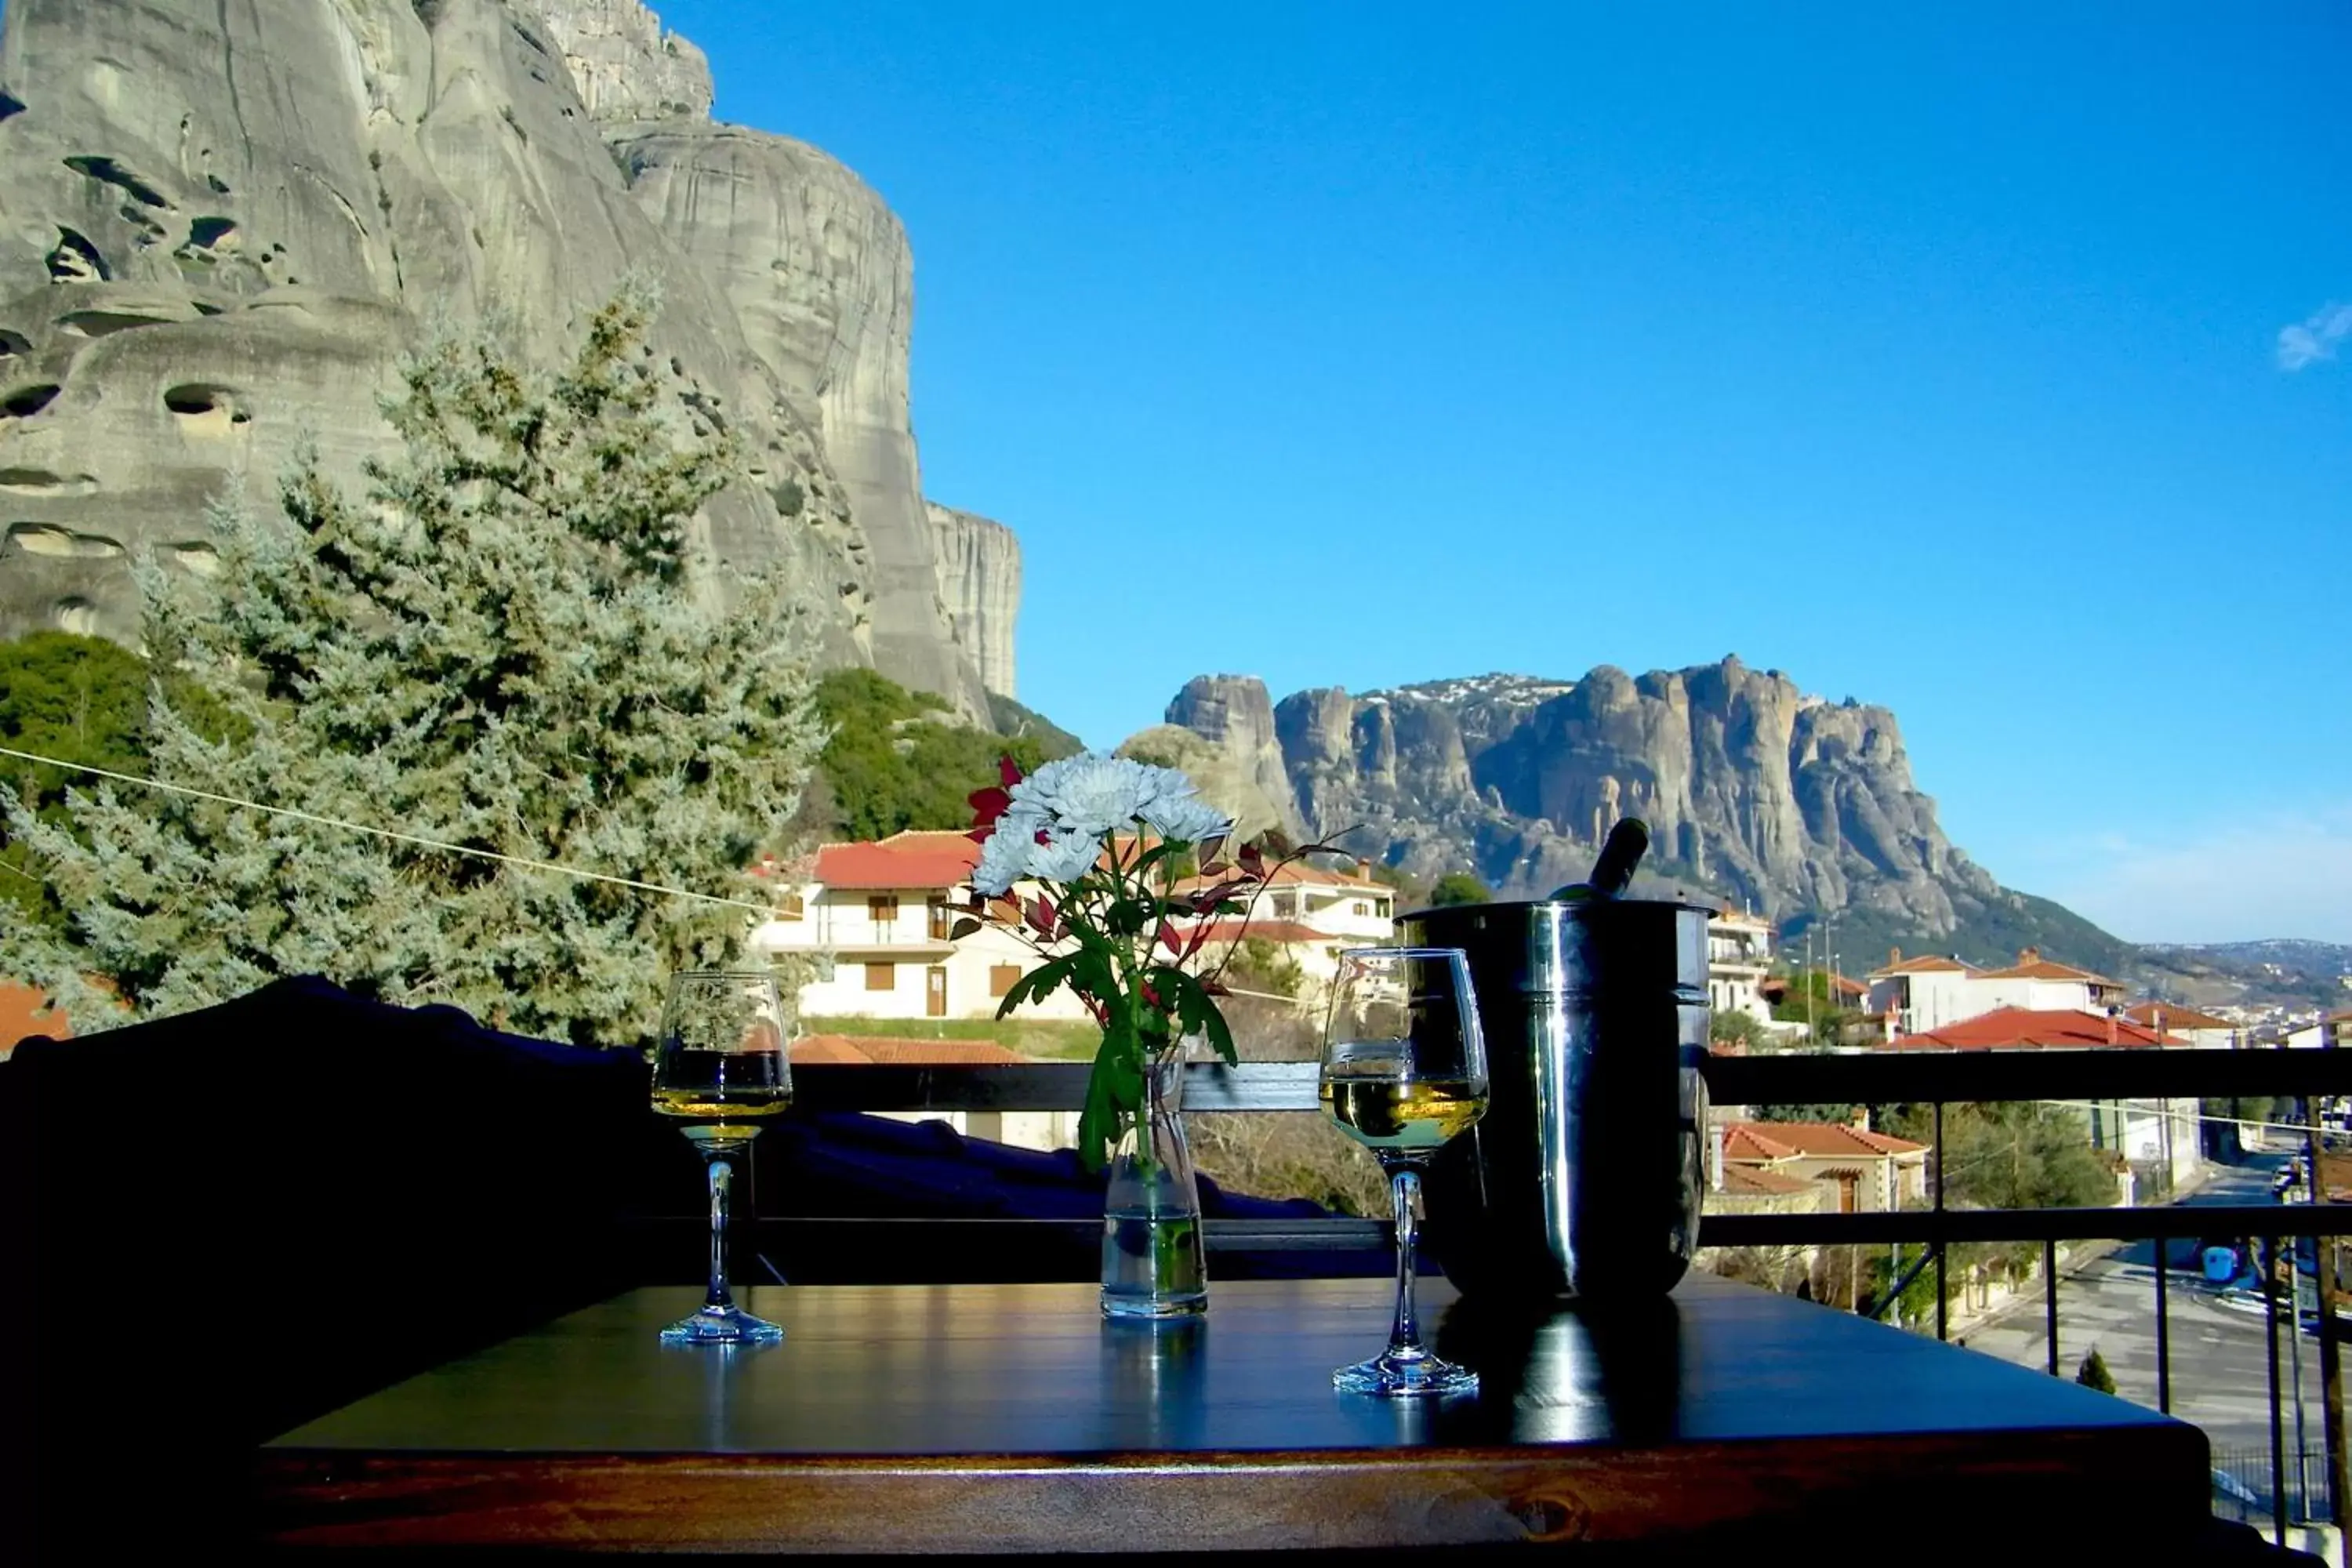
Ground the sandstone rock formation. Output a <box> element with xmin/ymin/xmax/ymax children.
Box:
<box><xmin>1163</xmin><ymin>676</ymin><xmax>1305</xmax><ymax>837</ymax></box>
<box><xmin>1156</xmin><ymin>659</ymin><xmax>2002</xmax><ymax>937</ymax></box>
<box><xmin>0</xmin><ymin>0</ymin><xmax>1002</xmax><ymax>716</ymax></box>
<box><xmin>924</xmin><ymin>501</ymin><xmax>1019</xmax><ymax>699</ymax></box>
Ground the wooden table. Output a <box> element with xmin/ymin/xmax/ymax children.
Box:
<box><xmin>260</xmin><ymin>1275</ymin><xmax>2209</xmax><ymax>1555</ymax></box>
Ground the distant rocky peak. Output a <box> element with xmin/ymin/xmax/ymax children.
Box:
<box><xmin>509</xmin><ymin>0</ymin><xmax>713</xmax><ymax>122</ymax></box>
<box><xmin>1158</xmin><ymin>656</ymin><xmax>2001</xmax><ymax>938</ymax></box>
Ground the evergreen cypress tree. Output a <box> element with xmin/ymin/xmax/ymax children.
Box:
<box><xmin>0</xmin><ymin>288</ymin><xmax>822</xmax><ymax>1045</ymax></box>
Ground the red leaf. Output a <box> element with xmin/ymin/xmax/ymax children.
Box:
<box><xmin>949</xmin><ymin>917</ymin><xmax>982</xmax><ymax>940</ymax></box>
<box><xmin>967</xmin><ymin>823</ymin><xmax>996</xmax><ymax>845</ymax></box>
<box><xmin>1024</xmin><ymin>896</ymin><xmax>1056</xmax><ymax>936</ymax></box>
<box><xmin>1154</xmin><ymin>920</ymin><xmax>1183</xmax><ymax>956</ymax></box>
<box><xmin>967</xmin><ymin>785</ymin><xmax>1011</xmax><ymax>829</ymax></box>
<box><xmin>1184</xmin><ymin>920</ymin><xmax>1214</xmax><ymax>959</ymax></box>
<box><xmin>998</xmin><ymin>753</ymin><xmax>1025</xmax><ymax>788</ymax></box>
<box><xmin>1035</xmin><ymin>826</ymin><xmax>1053</xmax><ymax>845</ymax></box>
<box><xmin>1141</xmin><ymin>980</ymin><xmax>1163</xmax><ymax>1010</ymax></box>
<box><xmin>1237</xmin><ymin>842</ymin><xmax>1265</xmax><ymax>873</ymax></box>
<box><xmin>1200</xmin><ymin>978</ymin><xmax>1230</xmax><ymax>997</ymax></box>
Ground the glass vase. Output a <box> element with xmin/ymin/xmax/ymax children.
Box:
<box><xmin>1100</xmin><ymin>1051</ymin><xmax>1208</xmax><ymax>1320</ymax></box>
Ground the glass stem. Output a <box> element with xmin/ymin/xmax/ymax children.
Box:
<box><xmin>1386</xmin><ymin>1161</ymin><xmax>1426</xmax><ymax>1359</ymax></box>
<box><xmin>702</xmin><ymin>1145</ymin><xmax>736</xmax><ymax>1315</ymax></box>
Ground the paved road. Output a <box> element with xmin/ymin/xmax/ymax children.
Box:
<box><xmin>1958</xmin><ymin>1151</ymin><xmax>2332</xmax><ymax>1481</ymax></box>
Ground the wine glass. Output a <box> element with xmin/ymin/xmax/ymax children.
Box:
<box><xmin>1320</xmin><ymin>946</ymin><xmax>1490</xmax><ymax>1396</ymax></box>
<box><xmin>652</xmin><ymin>971</ymin><xmax>793</xmax><ymax>1345</ymax></box>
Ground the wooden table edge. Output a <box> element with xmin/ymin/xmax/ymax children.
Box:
<box><xmin>256</xmin><ymin>1422</ymin><xmax>2212</xmax><ymax>1552</ymax></box>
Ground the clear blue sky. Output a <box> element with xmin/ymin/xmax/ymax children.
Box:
<box><xmin>658</xmin><ymin>1</ymin><xmax>2351</xmax><ymax>943</ymax></box>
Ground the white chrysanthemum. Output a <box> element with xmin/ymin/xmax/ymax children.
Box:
<box><xmin>1029</xmin><ymin>825</ymin><xmax>1107</xmax><ymax>885</ymax></box>
<box><xmin>1139</xmin><ymin>789</ymin><xmax>1232</xmax><ymax>847</ymax></box>
<box><xmin>1022</xmin><ymin>753</ymin><xmax>1158</xmax><ymax>838</ymax></box>
<box><xmin>971</xmin><ymin>804</ymin><xmax>1049</xmax><ymax>895</ymax></box>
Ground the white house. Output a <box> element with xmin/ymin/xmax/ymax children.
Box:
<box><xmin>1706</xmin><ymin>909</ymin><xmax>1778</xmax><ymax>1031</ymax></box>
<box><xmin>1165</xmin><ymin>859</ymin><xmax>1397</xmax><ymax>989</ymax></box>
<box><xmin>749</xmin><ymin>831</ymin><xmax>1094</xmax><ymax>1024</ymax></box>
<box><xmin>1865</xmin><ymin>947</ymin><xmax>2125</xmax><ymax>1037</ymax></box>
<box><xmin>2119</xmin><ymin>1000</ymin><xmax>2245</xmax><ymax>1050</ymax></box>
<box><xmin>746</xmin><ymin>831</ymin><xmax>1396</xmax><ymax>1021</ymax></box>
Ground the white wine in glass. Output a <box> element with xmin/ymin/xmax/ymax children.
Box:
<box><xmin>652</xmin><ymin>971</ymin><xmax>793</xmax><ymax>1345</ymax></box>
<box><xmin>1321</xmin><ymin>947</ymin><xmax>1490</xmax><ymax>1396</ymax></box>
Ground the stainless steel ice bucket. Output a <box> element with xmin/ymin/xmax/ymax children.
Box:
<box><xmin>1401</xmin><ymin>898</ymin><xmax>1710</xmax><ymax>1302</ymax></box>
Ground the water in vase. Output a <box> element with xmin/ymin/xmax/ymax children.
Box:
<box><xmin>1101</xmin><ymin>1207</ymin><xmax>1207</xmax><ymax>1319</ymax></box>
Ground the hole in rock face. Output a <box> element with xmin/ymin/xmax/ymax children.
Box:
<box><xmin>206</xmin><ymin>173</ymin><xmax>230</xmax><ymax>194</ymax></box>
<box><xmin>2</xmin><ymin>385</ymin><xmax>60</xmax><ymax>417</ymax></box>
<box><xmin>165</xmin><ymin>541</ymin><xmax>221</xmax><ymax>577</ymax></box>
<box><xmin>0</xmin><ymin>470</ymin><xmax>98</xmax><ymax>495</ymax></box>
<box><xmin>0</xmin><ymin>330</ymin><xmax>28</xmax><ymax>356</ymax></box>
<box><xmin>186</xmin><ymin>216</ymin><xmax>238</xmax><ymax>251</ymax></box>
<box><xmin>45</xmin><ymin>229</ymin><xmax>110</xmax><ymax>283</ymax></box>
<box><xmin>192</xmin><ymin>302</ymin><xmax>223</xmax><ymax>317</ymax></box>
<box><xmin>63</xmin><ymin>155</ymin><xmax>173</xmax><ymax>209</ymax></box>
<box><xmin>56</xmin><ymin>310</ymin><xmax>177</xmax><ymax>338</ymax></box>
<box><xmin>9</xmin><ymin>524</ymin><xmax>122</xmax><ymax>559</ymax></box>
<box><xmin>164</xmin><ymin>383</ymin><xmax>248</xmax><ymax>434</ymax></box>
<box><xmin>0</xmin><ymin>91</ymin><xmax>24</xmax><ymax>123</ymax></box>
<box><xmin>52</xmin><ymin>598</ymin><xmax>97</xmax><ymax>637</ymax></box>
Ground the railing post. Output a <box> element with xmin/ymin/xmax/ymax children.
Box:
<box><xmin>2267</xmin><ymin>1234</ymin><xmax>2288</xmax><ymax>1548</ymax></box>
<box><xmin>2155</xmin><ymin>1229</ymin><xmax>2169</xmax><ymax>1414</ymax></box>
<box><xmin>2299</xmin><ymin>1081</ymin><xmax>2350</xmax><ymax>1530</ymax></box>
<box><xmin>1933</xmin><ymin>1102</ymin><xmax>1947</xmax><ymax>1342</ymax></box>
<box><xmin>2044</xmin><ymin>1237</ymin><xmax>2059</xmax><ymax>1377</ymax></box>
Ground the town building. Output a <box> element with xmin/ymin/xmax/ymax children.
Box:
<box><xmin>2118</xmin><ymin>1000</ymin><xmax>2244</xmax><ymax>1050</ymax></box>
<box><xmin>1864</xmin><ymin>947</ymin><xmax>2126</xmax><ymax>1037</ymax></box>
<box><xmin>1716</xmin><ymin>1117</ymin><xmax>1930</xmax><ymax>1214</ymax></box>
<box><xmin>750</xmin><ymin>831</ymin><xmax>1094</xmax><ymax>1025</ymax></box>
<box><xmin>748</xmin><ymin>830</ymin><xmax>1397</xmax><ymax>1022</ymax></box>
<box><xmin>1883</xmin><ymin>1007</ymin><xmax>2200</xmax><ymax>1196</ymax></box>
<box><xmin>1164</xmin><ymin>860</ymin><xmax>1397</xmax><ymax>988</ymax></box>
<box><xmin>1705</xmin><ymin>909</ymin><xmax>1777</xmax><ymax>1032</ymax></box>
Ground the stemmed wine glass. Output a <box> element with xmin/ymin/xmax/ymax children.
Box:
<box><xmin>1319</xmin><ymin>947</ymin><xmax>1490</xmax><ymax>1396</ymax></box>
<box><xmin>652</xmin><ymin>971</ymin><xmax>793</xmax><ymax>1345</ymax></box>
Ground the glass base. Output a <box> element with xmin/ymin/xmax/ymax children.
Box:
<box><xmin>659</xmin><ymin>1303</ymin><xmax>784</xmax><ymax>1345</ymax></box>
<box><xmin>1334</xmin><ymin>1348</ymin><xmax>1479</xmax><ymax>1397</ymax></box>
<box><xmin>1102</xmin><ymin>1287</ymin><xmax>1209</xmax><ymax>1321</ymax></box>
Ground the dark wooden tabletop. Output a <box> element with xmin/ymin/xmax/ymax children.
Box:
<box><xmin>259</xmin><ymin>1275</ymin><xmax>2209</xmax><ymax>1554</ymax></box>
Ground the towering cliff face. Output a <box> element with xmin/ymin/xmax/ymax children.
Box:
<box><xmin>924</xmin><ymin>502</ymin><xmax>1019</xmax><ymax>699</ymax></box>
<box><xmin>1159</xmin><ymin>676</ymin><xmax>1305</xmax><ymax>837</ymax></box>
<box><xmin>1156</xmin><ymin>659</ymin><xmax>2002</xmax><ymax>936</ymax></box>
<box><xmin>0</xmin><ymin>0</ymin><xmax>1002</xmax><ymax>715</ymax></box>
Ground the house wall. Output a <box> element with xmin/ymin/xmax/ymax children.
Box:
<box><xmin>1747</xmin><ymin>1152</ymin><xmax>1927</xmax><ymax>1212</ymax></box>
<box><xmin>753</xmin><ymin>881</ymin><xmax>1094</xmax><ymax>1022</ymax></box>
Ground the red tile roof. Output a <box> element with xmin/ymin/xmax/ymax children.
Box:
<box><xmin>1867</xmin><ymin>953</ymin><xmax>1979</xmax><ymax>978</ymax></box>
<box><xmin>0</xmin><ymin>983</ymin><xmax>68</xmax><ymax>1051</ymax></box>
<box><xmin>2119</xmin><ymin>1001</ymin><xmax>2238</xmax><ymax>1033</ymax></box>
<box><xmin>1722</xmin><ymin>1121</ymin><xmax>1928</xmax><ymax>1160</ymax></box>
<box><xmin>1886</xmin><ymin>1007</ymin><xmax>2173</xmax><ymax>1051</ymax></box>
<box><xmin>1979</xmin><ymin>957</ymin><xmax>2118</xmax><ymax>985</ymax></box>
<box><xmin>791</xmin><ymin>1034</ymin><xmax>1029</xmax><ymax>1066</ymax></box>
<box><xmin>812</xmin><ymin>831</ymin><xmax>982</xmax><ymax>891</ymax></box>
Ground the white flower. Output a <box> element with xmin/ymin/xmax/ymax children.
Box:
<box><xmin>971</xmin><ymin>804</ymin><xmax>1048</xmax><ymax>896</ymax></box>
<box><xmin>1020</xmin><ymin>753</ymin><xmax>1159</xmax><ymax>838</ymax></box>
<box><xmin>1029</xmin><ymin>825</ymin><xmax>1106</xmax><ymax>885</ymax></box>
<box><xmin>1139</xmin><ymin>788</ymin><xmax>1232</xmax><ymax>847</ymax></box>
